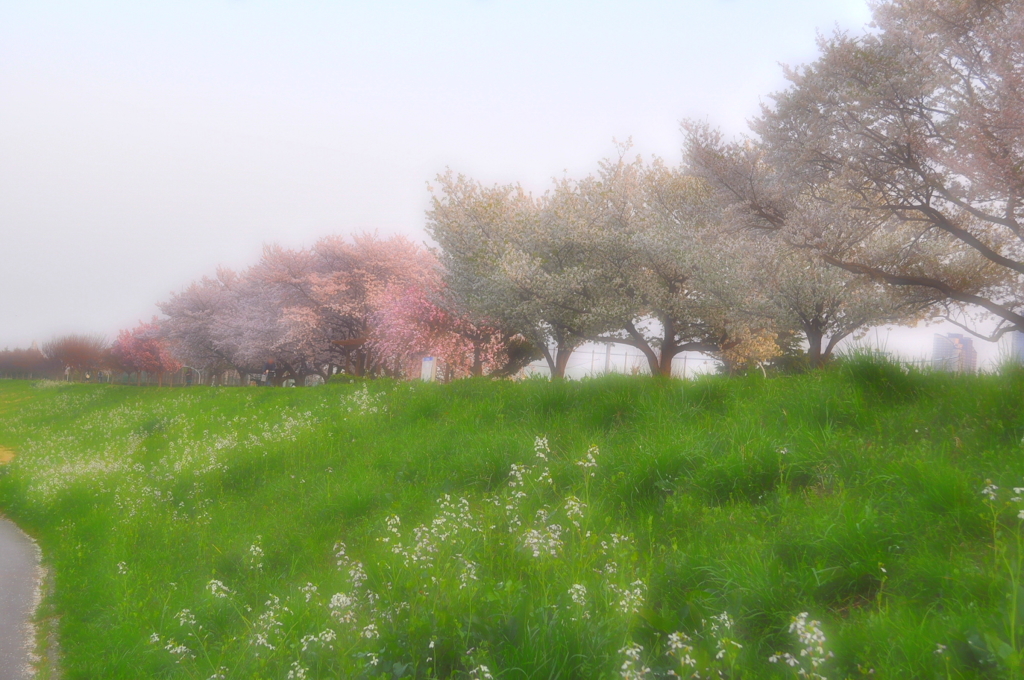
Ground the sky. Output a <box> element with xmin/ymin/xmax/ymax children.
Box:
<box><xmin>0</xmin><ymin>0</ymin><xmax>1001</xmax><ymax>367</ymax></box>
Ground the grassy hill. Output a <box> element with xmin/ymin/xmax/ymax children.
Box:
<box><xmin>1</xmin><ymin>362</ymin><xmax>1023</xmax><ymax>679</ymax></box>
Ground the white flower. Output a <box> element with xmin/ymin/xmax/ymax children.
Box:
<box><xmin>771</xmin><ymin>612</ymin><xmax>833</xmax><ymax>678</ymax></box>
<box><xmin>576</xmin><ymin>445</ymin><xmax>599</xmax><ymax>477</ymax></box>
<box><xmin>470</xmin><ymin>665</ymin><xmax>494</xmax><ymax>680</ymax></box>
<box><xmin>608</xmin><ymin>580</ymin><xmax>646</xmax><ymax>614</ymax></box>
<box><xmin>206</xmin><ymin>579</ymin><xmax>232</xmax><ymax>598</ymax></box>
<box><xmin>247</xmin><ymin>537</ymin><xmax>264</xmax><ymax>570</ymax></box>
<box><xmin>522</xmin><ymin>524</ymin><xmax>563</xmax><ymax>558</ymax></box>
<box><xmin>286</xmin><ymin>660</ymin><xmax>308</xmax><ymax>679</ymax></box>
<box><xmin>564</xmin><ymin>496</ymin><xmax>586</xmax><ymax>528</ymax></box>
<box><xmin>299</xmin><ymin>582</ymin><xmax>318</xmax><ymax>602</ymax></box>
<box><xmin>619</xmin><ymin>642</ymin><xmax>650</xmax><ymax>679</ymax></box>
<box><xmin>534</xmin><ymin>435</ymin><xmax>550</xmax><ymax>461</ymax></box>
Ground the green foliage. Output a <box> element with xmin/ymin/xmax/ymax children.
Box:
<box><xmin>0</xmin><ymin>368</ymin><xmax>1023</xmax><ymax>678</ymax></box>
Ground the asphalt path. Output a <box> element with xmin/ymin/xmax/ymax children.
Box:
<box><xmin>0</xmin><ymin>518</ymin><xmax>38</xmax><ymax>680</ymax></box>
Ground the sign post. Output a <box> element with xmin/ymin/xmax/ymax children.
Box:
<box><xmin>420</xmin><ymin>357</ymin><xmax>437</xmax><ymax>382</ymax></box>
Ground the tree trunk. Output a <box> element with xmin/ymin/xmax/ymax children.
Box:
<box><xmin>471</xmin><ymin>343</ymin><xmax>484</xmax><ymax>377</ymax></box>
<box><xmin>805</xmin><ymin>326</ymin><xmax>825</xmax><ymax>369</ymax></box>
<box><xmin>552</xmin><ymin>346</ymin><xmax>573</xmax><ymax>379</ymax></box>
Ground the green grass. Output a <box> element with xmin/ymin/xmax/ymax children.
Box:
<box><xmin>1</xmin><ymin>362</ymin><xmax>1023</xmax><ymax>679</ymax></box>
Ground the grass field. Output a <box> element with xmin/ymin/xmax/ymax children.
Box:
<box><xmin>1</xmin><ymin>360</ymin><xmax>1023</xmax><ymax>679</ymax></box>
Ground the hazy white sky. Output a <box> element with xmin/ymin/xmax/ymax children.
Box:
<box><xmin>4</xmin><ymin>0</ymin><xmax>991</xmax><ymax>364</ymax></box>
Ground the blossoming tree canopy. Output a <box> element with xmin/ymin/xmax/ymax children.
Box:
<box><xmin>684</xmin><ymin>124</ymin><xmax>938</xmax><ymax>367</ymax></box>
<box><xmin>428</xmin><ymin>153</ymin><xmax>785</xmax><ymax>377</ymax></box>
<box><xmin>112</xmin><ymin>319</ymin><xmax>181</xmax><ymax>385</ymax></box>
<box><xmin>370</xmin><ymin>276</ymin><xmax>512</xmax><ymax>380</ymax></box>
<box><xmin>427</xmin><ymin>172</ymin><xmax>589</xmax><ymax>379</ymax></box>
<box><xmin>753</xmin><ymin>0</ymin><xmax>1024</xmax><ymax>339</ymax></box>
<box><xmin>159</xmin><ymin>233</ymin><xmax>471</xmax><ymax>382</ymax></box>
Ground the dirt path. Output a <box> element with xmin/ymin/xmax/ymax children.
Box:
<box><xmin>0</xmin><ymin>517</ymin><xmax>41</xmax><ymax>680</ymax></box>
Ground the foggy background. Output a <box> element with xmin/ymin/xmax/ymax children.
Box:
<box><xmin>2</xmin><ymin>1</ymin><xmax>997</xmax><ymax>367</ymax></box>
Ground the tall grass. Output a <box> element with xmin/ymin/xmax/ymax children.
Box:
<box><xmin>0</xmin><ymin>363</ymin><xmax>1022</xmax><ymax>678</ymax></box>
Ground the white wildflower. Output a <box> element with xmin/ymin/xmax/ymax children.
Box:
<box><xmin>206</xmin><ymin>579</ymin><xmax>232</xmax><ymax>598</ymax></box>
<box><xmin>564</xmin><ymin>495</ymin><xmax>586</xmax><ymax>528</ymax></box>
<box><xmin>576</xmin><ymin>445</ymin><xmax>599</xmax><ymax>477</ymax></box>
<box><xmin>470</xmin><ymin>665</ymin><xmax>494</xmax><ymax>680</ymax></box>
<box><xmin>247</xmin><ymin>536</ymin><xmax>264</xmax><ymax>570</ymax></box>
<box><xmin>619</xmin><ymin>642</ymin><xmax>650</xmax><ymax>679</ymax></box>
<box><xmin>300</xmin><ymin>582</ymin><xmax>318</xmax><ymax>602</ymax></box>
<box><xmin>286</xmin><ymin>660</ymin><xmax>308</xmax><ymax>679</ymax></box>
<box><xmin>534</xmin><ymin>435</ymin><xmax>550</xmax><ymax>461</ymax></box>
<box><xmin>609</xmin><ymin>580</ymin><xmax>646</xmax><ymax>614</ymax></box>
<box><xmin>522</xmin><ymin>524</ymin><xmax>563</xmax><ymax>558</ymax></box>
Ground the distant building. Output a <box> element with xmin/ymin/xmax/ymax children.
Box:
<box><xmin>1009</xmin><ymin>330</ymin><xmax>1024</xmax><ymax>364</ymax></box>
<box><xmin>932</xmin><ymin>333</ymin><xmax>978</xmax><ymax>373</ymax></box>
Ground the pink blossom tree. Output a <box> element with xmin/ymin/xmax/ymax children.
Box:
<box><xmin>159</xmin><ymin>268</ymin><xmax>250</xmax><ymax>383</ymax></box>
<box><xmin>160</xmin><ymin>234</ymin><xmax>439</xmax><ymax>383</ymax></box>
<box><xmin>112</xmin><ymin>319</ymin><xmax>181</xmax><ymax>386</ymax></box>
<box><xmin>371</xmin><ymin>277</ymin><xmax>513</xmax><ymax>381</ymax></box>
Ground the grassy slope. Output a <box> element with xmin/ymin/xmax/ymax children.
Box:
<box><xmin>0</xmin><ymin>364</ymin><xmax>1022</xmax><ymax>679</ymax></box>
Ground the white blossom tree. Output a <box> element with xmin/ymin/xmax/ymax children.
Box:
<box><xmin>685</xmin><ymin>124</ymin><xmax>936</xmax><ymax>367</ymax></box>
<box><xmin>159</xmin><ymin>268</ymin><xmax>254</xmax><ymax>382</ymax></box>
<box><xmin>565</xmin><ymin>152</ymin><xmax>763</xmax><ymax>376</ymax></box>
<box><xmin>427</xmin><ymin>172</ymin><xmax>591</xmax><ymax>379</ymax></box>
<box><xmin>751</xmin><ymin>0</ymin><xmax>1023</xmax><ymax>341</ymax></box>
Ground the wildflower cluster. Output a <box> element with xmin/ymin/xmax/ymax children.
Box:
<box><xmin>619</xmin><ymin>642</ymin><xmax>651</xmax><ymax>680</ymax></box>
<box><xmin>576</xmin><ymin>444</ymin><xmax>599</xmax><ymax>477</ymax></box>
<box><xmin>141</xmin><ymin>436</ymin><xmax>657</xmax><ymax>678</ymax></box>
<box><xmin>247</xmin><ymin>536</ymin><xmax>265</xmax><ymax>570</ymax></box>
<box><xmin>769</xmin><ymin>612</ymin><xmax>833</xmax><ymax>679</ymax></box>
<box><xmin>984</xmin><ymin>478</ymin><xmax>1024</xmax><ymax>520</ymax></box>
<box><xmin>340</xmin><ymin>383</ymin><xmax>387</xmax><ymax>416</ymax></box>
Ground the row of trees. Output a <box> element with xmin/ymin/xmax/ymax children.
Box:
<box><xmin>428</xmin><ymin>156</ymin><xmax>934</xmax><ymax>378</ymax></box>
<box><xmin>0</xmin><ymin>346</ymin><xmax>57</xmax><ymax>379</ymax></box>
<box><xmin>8</xmin><ymin>1</ymin><xmax>1016</xmax><ymax>384</ymax></box>
<box><xmin>158</xmin><ymin>234</ymin><xmax>535</xmax><ymax>385</ymax></box>
<box><xmin>428</xmin><ymin>0</ymin><xmax>1022</xmax><ymax>377</ymax></box>
<box><xmin>0</xmin><ymin>331</ymin><xmax>181</xmax><ymax>384</ymax></box>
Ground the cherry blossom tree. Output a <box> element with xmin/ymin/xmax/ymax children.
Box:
<box><xmin>112</xmin><ymin>319</ymin><xmax>181</xmax><ymax>386</ymax></box>
<box><xmin>159</xmin><ymin>268</ymin><xmax>249</xmax><ymax>383</ymax></box>
<box><xmin>160</xmin><ymin>234</ymin><xmax>438</xmax><ymax>383</ymax></box>
<box><xmin>431</xmin><ymin>151</ymin><xmax>778</xmax><ymax>377</ymax></box>
<box><xmin>751</xmin><ymin>0</ymin><xmax>1024</xmax><ymax>341</ymax></box>
<box><xmin>300</xmin><ymin>233</ymin><xmax>436</xmax><ymax>377</ymax></box>
<box><xmin>370</xmin><ymin>279</ymin><xmax>513</xmax><ymax>380</ymax></box>
<box><xmin>565</xmin><ymin>151</ymin><xmax>764</xmax><ymax>376</ymax></box>
<box><xmin>685</xmin><ymin>124</ymin><xmax>937</xmax><ymax>367</ymax></box>
<box><xmin>427</xmin><ymin>172</ymin><xmax>589</xmax><ymax>379</ymax></box>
